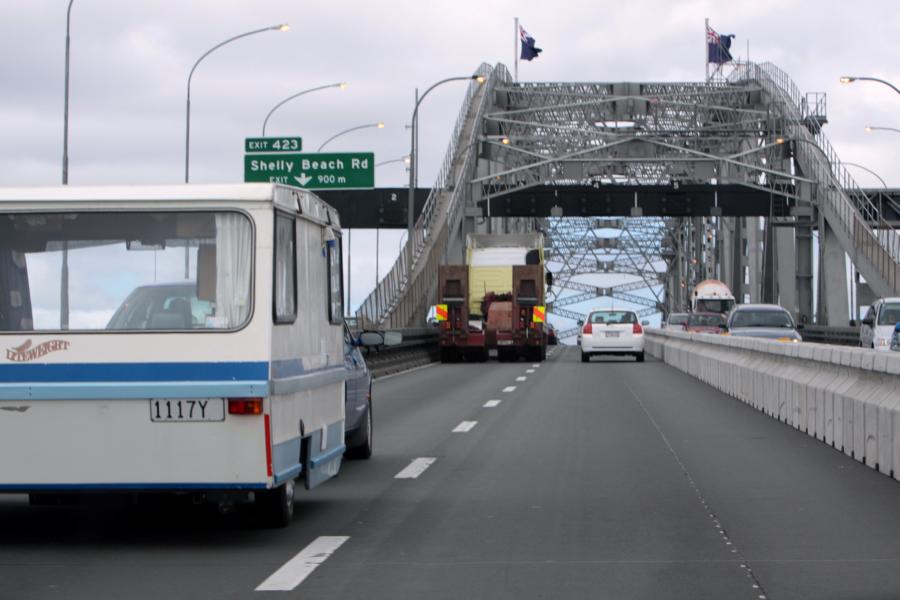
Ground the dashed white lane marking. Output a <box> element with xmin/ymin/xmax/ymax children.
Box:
<box><xmin>394</xmin><ymin>457</ymin><xmax>437</xmax><ymax>479</ymax></box>
<box><xmin>453</xmin><ymin>421</ymin><xmax>478</xmax><ymax>433</ymax></box>
<box><xmin>483</xmin><ymin>400</ymin><xmax>501</xmax><ymax>408</ymax></box>
<box><xmin>502</xmin><ymin>386</ymin><xmax>516</xmax><ymax>393</ymax></box>
<box><xmin>515</xmin><ymin>376</ymin><xmax>527</xmax><ymax>382</ymax></box>
<box><xmin>256</xmin><ymin>536</ymin><xmax>349</xmax><ymax>591</ymax></box>
<box><xmin>531</xmin><ymin>364</ymin><xmax>541</xmax><ymax>368</ymax></box>
<box><xmin>526</xmin><ymin>369</ymin><xmax>535</xmax><ymax>373</ymax></box>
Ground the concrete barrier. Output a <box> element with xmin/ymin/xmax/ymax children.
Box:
<box><xmin>646</xmin><ymin>329</ymin><xmax>900</xmax><ymax>479</ymax></box>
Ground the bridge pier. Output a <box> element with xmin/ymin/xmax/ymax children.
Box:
<box><xmin>818</xmin><ymin>216</ymin><xmax>850</xmax><ymax>325</ymax></box>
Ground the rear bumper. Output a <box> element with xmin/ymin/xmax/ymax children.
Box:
<box><xmin>581</xmin><ymin>335</ymin><xmax>645</xmax><ymax>353</ymax></box>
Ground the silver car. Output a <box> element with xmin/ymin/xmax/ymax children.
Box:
<box><xmin>860</xmin><ymin>297</ymin><xmax>900</xmax><ymax>352</ymax></box>
<box><xmin>725</xmin><ymin>304</ymin><xmax>802</xmax><ymax>342</ymax></box>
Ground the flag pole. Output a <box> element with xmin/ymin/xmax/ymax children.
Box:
<box><xmin>514</xmin><ymin>17</ymin><xmax>519</xmax><ymax>83</ymax></box>
<box><xmin>704</xmin><ymin>18</ymin><xmax>709</xmax><ymax>83</ymax></box>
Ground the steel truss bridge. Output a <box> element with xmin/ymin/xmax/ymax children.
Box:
<box><xmin>353</xmin><ymin>61</ymin><xmax>900</xmax><ymax>341</ymax></box>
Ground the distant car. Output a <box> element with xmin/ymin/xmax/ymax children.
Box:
<box><xmin>343</xmin><ymin>321</ymin><xmax>374</xmax><ymax>459</ymax></box>
<box><xmin>725</xmin><ymin>304</ymin><xmax>802</xmax><ymax>342</ymax></box>
<box><xmin>664</xmin><ymin>312</ymin><xmax>689</xmax><ymax>329</ymax></box>
<box><xmin>579</xmin><ymin>309</ymin><xmax>646</xmax><ymax>363</ymax></box>
<box><xmin>684</xmin><ymin>312</ymin><xmax>726</xmax><ymax>334</ymax></box>
<box><xmin>547</xmin><ymin>324</ymin><xmax>558</xmax><ymax>345</ymax></box>
<box><xmin>860</xmin><ymin>297</ymin><xmax>900</xmax><ymax>351</ymax></box>
<box><xmin>891</xmin><ymin>323</ymin><xmax>900</xmax><ymax>352</ymax></box>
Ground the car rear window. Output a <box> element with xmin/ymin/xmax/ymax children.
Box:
<box><xmin>589</xmin><ymin>311</ymin><xmax>636</xmax><ymax>324</ymax></box>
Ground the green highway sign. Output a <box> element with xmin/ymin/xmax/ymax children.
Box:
<box><xmin>244</xmin><ymin>152</ymin><xmax>375</xmax><ymax>189</ymax></box>
<box><xmin>245</xmin><ymin>137</ymin><xmax>302</xmax><ymax>153</ymax></box>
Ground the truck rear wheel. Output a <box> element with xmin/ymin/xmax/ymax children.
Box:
<box><xmin>440</xmin><ymin>348</ymin><xmax>459</xmax><ymax>363</ymax></box>
<box><xmin>255</xmin><ymin>480</ymin><xmax>295</xmax><ymax>528</ymax></box>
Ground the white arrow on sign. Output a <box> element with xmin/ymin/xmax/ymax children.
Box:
<box><xmin>294</xmin><ymin>173</ymin><xmax>313</xmax><ymax>186</ymax></box>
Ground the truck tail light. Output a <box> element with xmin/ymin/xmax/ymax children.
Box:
<box><xmin>582</xmin><ymin>322</ymin><xmax>592</xmax><ymax>334</ymax></box>
<box><xmin>228</xmin><ymin>398</ymin><xmax>263</xmax><ymax>415</ymax></box>
<box><xmin>633</xmin><ymin>322</ymin><xmax>643</xmax><ymax>335</ymax></box>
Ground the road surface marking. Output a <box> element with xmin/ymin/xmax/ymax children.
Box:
<box><xmin>526</xmin><ymin>369</ymin><xmax>535</xmax><ymax>373</ymax></box>
<box><xmin>502</xmin><ymin>386</ymin><xmax>516</xmax><ymax>393</ymax></box>
<box><xmin>531</xmin><ymin>364</ymin><xmax>541</xmax><ymax>368</ymax></box>
<box><xmin>394</xmin><ymin>457</ymin><xmax>437</xmax><ymax>479</ymax></box>
<box><xmin>453</xmin><ymin>421</ymin><xmax>478</xmax><ymax>433</ymax></box>
<box><xmin>516</xmin><ymin>376</ymin><xmax>527</xmax><ymax>382</ymax></box>
<box><xmin>484</xmin><ymin>400</ymin><xmax>501</xmax><ymax>408</ymax></box>
<box><xmin>256</xmin><ymin>536</ymin><xmax>349</xmax><ymax>591</ymax></box>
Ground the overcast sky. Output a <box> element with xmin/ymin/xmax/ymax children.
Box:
<box><xmin>2</xmin><ymin>0</ymin><xmax>898</xmax><ymax>315</ymax></box>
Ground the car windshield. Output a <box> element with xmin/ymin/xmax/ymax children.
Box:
<box><xmin>730</xmin><ymin>309</ymin><xmax>794</xmax><ymax>329</ymax></box>
<box><xmin>590</xmin><ymin>311</ymin><xmax>636</xmax><ymax>324</ymax></box>
<box><xmin>668</xmin><ymin>314</ymin><xmax>688</xmax><ymax>325</ymax></box>
<box><xmin>0</xmin><ymin>211</ymin><xmax>253</xmax><ymax>331</ymax></box>
<box><xmin>695</xmin><ymin>299</ymin><xmax>734</xmax><ymax>313</ymax></box>
<box><xmin>878</xmin><ymin>303</ymin><xmax>900</xmax><ymax>326</ymax></box>
<box><xmin>688</xmin><ymin>313</ymin><xmax>725</xmax><ymax>327</ymax></box>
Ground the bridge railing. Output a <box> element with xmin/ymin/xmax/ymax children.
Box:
<box><xmin>356</xmin><ymin>62</ymin><xmax>495</xmax><ymax>327</ymax></box>
<box><xmin>730</xmin><ymin>62</ymin><xmax>900</xmax><ymax>294</ymax></box>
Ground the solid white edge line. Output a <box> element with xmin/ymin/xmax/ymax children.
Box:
<box><xmin>483</xmin><ymin>400</ymin><xmax>501</xmax><ymax>408</ymax></box>
<box><xmin>394</xmin><ymin>457</ymin><xmax>437</xmax><ymax>479</ymax></box>
<box><xmin>255</xmin><ymin>536</ymin><xmax>350</xmax><ymax>591</ymax></box>
<box><xmin>502</xmin><ymin>386</ymin><xmax>516</xmax><ymax>393</ymax></box>
<box><xmin>453</xmin><ymin>421</ymin><xmax>478</xmax><ymax>433</ymax></box>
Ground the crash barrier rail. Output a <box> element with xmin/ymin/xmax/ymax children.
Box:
<box><xmin>799</xmin><ymin>325</ymin><xmax>860</xmax><ymax>346</ymax></box>
<box><xmin>363</xmin><ymin>327</ymin><xmax>439</xmax><ymax>379</ymax></box>
<box><xmin>645</xmin><ymin>329</ymin><xmax>900</xmax><ymax>480</ymax></box>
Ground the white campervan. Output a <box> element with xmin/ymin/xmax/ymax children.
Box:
<box><xmin>0</xmin><ymin>184</ymin><xmax>356</xmax><ymax>526</ymax></box>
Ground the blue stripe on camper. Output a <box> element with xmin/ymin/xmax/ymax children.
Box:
<box><xmin>0</xmin><ymin>361</ymin><xmax>269</xmax><ymax>383</ymax></box>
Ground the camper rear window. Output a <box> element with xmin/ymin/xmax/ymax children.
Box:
<box><xmin>0</xmin><ymin>211</ymin><xmax>253</xmax><ymax>332</ymax></box>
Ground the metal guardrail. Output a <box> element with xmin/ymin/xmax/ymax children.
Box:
<box><xmin>799</xmin><ymin>325</ymin><xmax>860</xmax><ymax>346</ymax></box>
<box><xmin>362</xmin><ymin>327</ymin><xmax>439</xmax><ymax>379</ymax></box>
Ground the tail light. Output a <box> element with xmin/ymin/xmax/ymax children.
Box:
<box><xmin>228</xmin><ymin>398</ymin><xmax>263</xmax><ymax>415</ymax></box>
<box><xmin>582</xmin><ymin>322</ymin><xmax>592</xmax><ymax>334</ymax></box>
<box><xmin>633</xmin><ymin>322</ymin><xmax>643</xmax><ymax>334</ymax></box>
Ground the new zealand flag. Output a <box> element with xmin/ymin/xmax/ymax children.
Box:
<box><xmin>520</xmin><ymin>25</ymin><xmax>542</xmax><ymax>61</ymax></box>
<box><xmin>707</xmin><ymin>25</ymin><xmax>735</xmax><ymax>64</ymax></box>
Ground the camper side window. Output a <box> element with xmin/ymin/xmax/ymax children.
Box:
<box><xmin>273</xmin><ymin>214</ymin><xmax>297</xmax><ymax>323</ymax></box>
<box><xmin>326</xmin><ymin>232</ymin><xmax>342</xmax><ymax>324</ymax></box>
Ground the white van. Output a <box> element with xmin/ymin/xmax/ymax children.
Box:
<box><xmin>0</xmin><ymin>184</ymin><xmax>361</xmax><ymax>526</ymax></box>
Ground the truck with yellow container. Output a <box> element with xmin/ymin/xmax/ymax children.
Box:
<box><xmin>435</xmin><ymin>233</ymin><xmax>548</xmax><ymax>362</ymax></box>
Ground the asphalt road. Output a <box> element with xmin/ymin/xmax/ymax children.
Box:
<box><xmin>5</xmin><ymin>347</ymin><xmax>900</xmax><ymax>599</ymax></box>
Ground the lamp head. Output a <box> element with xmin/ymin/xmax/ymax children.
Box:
<box><xmin>276</xmin><ymin>24</ymin><xmax>290</xmax><ymax>32</ymax></box>
<box><xmin>376</xmin><ymin>122</ymin><xmax>385</xmax><ymax>129</ymax></box>
<box><xmin>864</xmin><ymin>126</ymin><xmax>873</xmax><ymax>132</ymax></box>
<box><xmin>839</xmin><ymin>76</ymin><xmax>855</xmax><ymax>84</ymax></box>
<box><xmin>338</xmin><ymin>82</ymin><xmax>348</xmax><ymax>90</ymax></box>
<box><xmin>775</xmin><ymin>137</ymin><xmax>785</xmax><ymax>144</ymax></box>
<box><xmin>473</xmin><ymin>75</ymin><xmax>487</xmax><ymax>84</ymax></box>
<box><xmin>501</xmin><ymin>137</ymin><xmax>510</xmax><ymax>145</ymax></box>
<box><xmin>403</xmin><ymin>155</ymin><xmax>411</xmax><ymax>165</ymax></box>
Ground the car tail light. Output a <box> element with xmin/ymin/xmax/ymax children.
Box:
<box><xmin>582</xmin><ymin>322</ymin><xmax>592</xmax><ymax>334</ymax></box>
<box><xmin>228</xmin><ymin>398</ymin><xmax>263</xmax><ymax>415</ymax></box>
<box><xmin>633</xmin><ymin>322</ymin><xmax>643</xmax><ymax>334</ymax></box>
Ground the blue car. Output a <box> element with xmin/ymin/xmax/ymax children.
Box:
<box><xmin>343</xmin><ymin>321</ymin><xmax>373</xmax><ymax>459</ymax></box>
<box><xmin>891</xmin><ymin>323</ymin><xmax>900</xmax><ymax>352</ymax></box>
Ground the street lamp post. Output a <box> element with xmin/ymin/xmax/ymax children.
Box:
<box><xmin>842</xmin><ymin>162</ymin><xmax>888</xmax><ymax>188</ymax></box>
<box><xmin>185</xmin><ymin>24</ymin><xmax>289</xmax><ymax>184</ymax></box>
<box><xmin>261</xmin><ymin>82</ymin><xmax>346</xmax><ymax>136</ymax></box>
<box><xmin>317</xmin><ymin>122</ymin><xmax>384</xmax><ymax>152</ymax></box>
<box><xmin>62</xmin><ymin>0</ymin><xmax>75</xmax><ymax>185</ymax></box>
<box><xmin>60</xmin><ymin>0</ymin><xmax>75</xmax><ymax>330</ymax></box>
<box><xmin>407</xmin><ymin>75</ymin><xmax>486</xmax><ymax>234</ymax></box>
<box><xmin>840</xmin><ymin>76</ymin><xmax>900</xmax><ymax>97</ymax></box>
<box><xmin>865</xmin><ymin>125</ymin><xmax>900</xmax><ymax>135</ymax></box>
